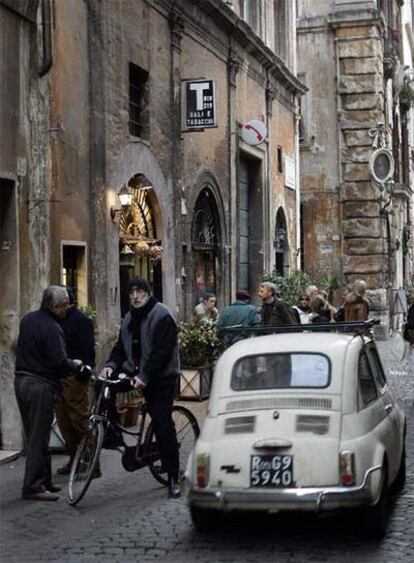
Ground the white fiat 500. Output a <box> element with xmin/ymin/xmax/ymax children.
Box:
<box><xmin>184</xmin><ymin>327</ymin><xmax>406</xmax><ymax>537</ymax></box>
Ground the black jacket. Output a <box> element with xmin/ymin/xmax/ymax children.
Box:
<box><xmin>60</xmin><ymin>307</ymin><xmax>95</xmax><ymax>367</ymax></box>
<box><xmin>15</xmin><ymin>308</ymin><xmax>78</xmax><ymax>388</ymax></box>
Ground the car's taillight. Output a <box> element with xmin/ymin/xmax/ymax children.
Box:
<box><xmin>339</xmin><ymin>450</ymin><xmax>356</xmax><ymax>486</ymax></box>
<box><xmin>196</xmin><ymin>453</ymin><xmax>209</xmax><ymax>488</ymax></box>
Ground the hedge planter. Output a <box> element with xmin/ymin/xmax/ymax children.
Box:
<box><xmin>179</xmin><ymin>366</ymin><xmax>212</xmax><ymax>401</ymax></box>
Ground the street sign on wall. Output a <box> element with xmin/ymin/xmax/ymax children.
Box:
<box><xmin>184</xmin><ymin>80</ymin><xmax>217</xmax><ymax>129</ymax></box>
<box><xmin>284</xmin><ymin>155</ymin><xmax>296</xmax><ymax>190</ymax></box>
<box><xmin>241</xmin><ymin>119</ymin><xmax>267</xmax><ymax>146</ymax></box>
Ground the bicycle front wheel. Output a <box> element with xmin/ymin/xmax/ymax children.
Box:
<box><xmin>67</xmin><ymin>421</ymin><xmax>104</xmax><ymax>506</ymax></box>
<box><xmin>146</xmin><ymin>405</ymin><xmax>200</xmax><ymax>486</ymax></box>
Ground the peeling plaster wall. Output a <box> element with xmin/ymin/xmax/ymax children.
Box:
<box><xmin>298</xmin><ymin>0</ymin><xmax>413</xmax><ymax>333</ymax></box>
<box><xmin>0</xmin><ymin>5</ymin><xmax>52</xmax><ymax>449</ymax></box>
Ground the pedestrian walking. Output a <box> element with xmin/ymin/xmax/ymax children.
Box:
<box><xmin>344</xmin><ymin>279</ymin><xmax>370</xmax><ymax>321</ymax></box>
<box><xmin>194</xmin><ymin>292</ymin><xmax>219</xmax><ymax>323</ymax></box>
<box><xmin>100</xmin><ymin>276</ymin><xmax>182</xmax><ymax>498</ymax></box>
<box><xmin>216</xmin><ymin>290</ymin><xmax>261</xmax><ymax>346</ymax></box>
<box><xmin>14</xmin><ymin>286</ymin><xmax>83</xmax><ymax>501</ymax></box>
<box><xmin>258</xmin><ymin>282</ymin><xmax>295</xmax><ymax>326</ymax></box>
<box><xmin>55</xmin><ymin>287</ymin><xmax>96</xmax><ymax>476</ymax></box>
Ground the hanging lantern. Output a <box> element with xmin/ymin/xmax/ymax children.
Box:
<box><xmin>149</xmin><ymin>244</ymin><xmax>163</xmax><ymax>263</ymax></box>
<box><xmin>136</xmin><ymin>240</ymin><xmax>150</xmax><ymax>256</ymax></box>
<box><xmin>119</xmin><ymin>244</ymin><xmax>135</xmax><ymax>268</ymax></box>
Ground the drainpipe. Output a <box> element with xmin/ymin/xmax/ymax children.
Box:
<box><xmin>334</xmin><ymin>36</ymin><xmax>345</xmax><ymax>284</ymax></box>
<box><xmin>38</xmin><ymin>0</ymin><xmax>52</xmax><ymax>77</ymax></box>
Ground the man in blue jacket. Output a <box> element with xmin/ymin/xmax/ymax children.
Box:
<box><xmin>216</xmin><ymin>290</ymin><xmax>261</xmax><ymax>346</ymax></box>
<box><xmin>100</xmin><ymin>277</ymin><xmax>181</xmax><ymax>498</ymax></box>
<box><xmin>14</xmin><ymin>286</ymin><xmax>83</xmax><ymax>501</ymax></box>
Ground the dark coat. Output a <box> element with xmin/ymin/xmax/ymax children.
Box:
<box><xmin>261</xmin><ymin>298</ymin><xmax>295</xmax><ymax>326</ymax></box>
<box><xmin>15</xmin><ymin>308</ymin><xmax>77</xmax><ymax>388</ymax></box>
<box><xmin>60</xmin><ymin>307</ymin><xmax>95</xmax><ymax>367</ymax></box>
<box><xmin>106</xmin><ymin>297</ymin><xmax>179</xmax><ymax>386</ymax></box>
<box><xmin>311</xmin><ymin>310</ymin><xmax>331</xmax><ymax>324</ymax></box>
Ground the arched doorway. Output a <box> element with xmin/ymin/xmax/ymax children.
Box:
<box><xmin>191</xmin><ymin>188</ymin><xmax>220</xmax><ymax>304</ymax></box>
<box><xmin>118</xmin><ymin>174</ymin><xmax>163</xmax><ymax>315</ymax></box>
<box><xmin>275</xmin><ymin>207</ymin><xmax>290</xmax><ymax>277</ymax></box>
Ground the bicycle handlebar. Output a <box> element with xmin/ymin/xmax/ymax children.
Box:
<box><xmin>95</xmin><ymin>373</ymin><xmax>136</xmax><ymax>399</ymax></box>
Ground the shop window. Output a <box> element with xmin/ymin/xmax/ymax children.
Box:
<box><xmin>61</xmin><ymin>243</ymin><xmax>87</xmax><ymax>306</ymax></box>
<box><xmin>191</xmin><ymin>188</ymin><xmax>219</xmax><ymax>302</ymax></box>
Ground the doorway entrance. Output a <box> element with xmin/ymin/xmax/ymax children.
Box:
<box><xmin>275</xmin><ymin>207</ymin><xmax>290</xmax><ymax>277</ymax></box>
<box><xmin>191</xmin><ymin>188</ymin><xmax>220</xmax><ymax>304</ymax></box>
<box><xmin>118</xmin><ymin>174</ymin><xmax>163</xmax><ymax>316</ymax></box>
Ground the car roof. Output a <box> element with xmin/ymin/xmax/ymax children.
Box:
<box><xmin>209</xmin><ymin>332</ymin><xmax>371</xmax><ymax>409</ymax></box>
<box><xmin>221</xmin><ymin>331</ymin><xmax>368</xmax><ymax>359</ymax></box>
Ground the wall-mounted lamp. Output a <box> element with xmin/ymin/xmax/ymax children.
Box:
<box><xmin>111</xmin><ymin>184</ymin><xmax>133</xmax><ymax>221</ymax></box>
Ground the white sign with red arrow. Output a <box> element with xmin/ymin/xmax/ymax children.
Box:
<box><xmin>241</xmin><ymin>119</ymin><xmax>267</xmax><ymax>146</ymax></box>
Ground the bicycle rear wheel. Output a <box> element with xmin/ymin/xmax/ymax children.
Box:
<box><xmin>146</xmin><ymin>405</ymin><xmax>200</xmax><ymax>486</ymax></box>
<box><xmin>67</xmin><ymin>421</ymin><xmax>104</xmax><ymax>505</ymax></box>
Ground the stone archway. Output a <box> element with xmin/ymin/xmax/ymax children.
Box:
<box><xmin>107</xmin><ymin>142</ymin><xmax>176</xmax><ymax>313</ymax></box>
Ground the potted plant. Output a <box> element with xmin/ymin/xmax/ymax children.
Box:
<box><xmin>178</xmin><ymin>319</ymin><xmax>223</xmax><ymax>400</ymax></box>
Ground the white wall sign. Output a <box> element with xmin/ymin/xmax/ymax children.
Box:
<box><xmin>241</xmin><ymin>119</ymin><xmax>267</xmax><ymax>146</ymax></box>
<box><xmin>184</xmin><ymin>79</ymin><xmax>217</xmax><ymax>129</ymax></box>
<box><xmin>320</xmin><ymin>244</ymin><xmax>333</xmax><ymax>254</ymax></box>
<box><xmin>284</xmin><ymin>155</ymin><xmax>296</xmax><ymax>190</ymax></box>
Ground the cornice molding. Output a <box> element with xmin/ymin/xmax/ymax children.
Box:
<box><xmin>154</xmin><ymin>0</ymin><xmax>306</xmax><ymax>96</ymax></box>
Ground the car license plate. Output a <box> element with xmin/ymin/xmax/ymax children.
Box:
<box><xmin>250</xmin><ymin>454</ymin><xmax>293</xmax><ymax>487</ymax></box>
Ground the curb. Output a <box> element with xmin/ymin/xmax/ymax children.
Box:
<box><xmin>0</xmin><ymin>450</ymin><xmax>23</xmax><ymax>466</ymax></box>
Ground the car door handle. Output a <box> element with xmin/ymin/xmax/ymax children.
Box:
<box><xmin>384</xmin><ymin>404</ymin><xmax>393</xmax><ymax>414</ymax></box>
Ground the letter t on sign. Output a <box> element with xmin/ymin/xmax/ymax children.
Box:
<box><xmin>189</xmin><ymin>83</ymin><xmax>209</xmax><ymax>110</ymax></box>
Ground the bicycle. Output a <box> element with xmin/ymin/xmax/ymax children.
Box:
<box><xmin>67</xmin><ymin>374</ymin><xmax>200</xmax><ymax>505</ymax></box>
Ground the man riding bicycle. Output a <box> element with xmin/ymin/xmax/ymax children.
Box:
<box><xmin>100</xmin><ymin>277</ymin><xmax>181</xmax><ymax>499</ymax></box>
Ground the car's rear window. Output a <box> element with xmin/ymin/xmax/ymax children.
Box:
<box><xmin>231</xmin><ymin>353</ymin><xmax>331</xmax><ymax>391</ymax></box>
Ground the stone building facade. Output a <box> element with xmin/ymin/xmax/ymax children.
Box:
<box><xmin>0</xmin><ymin>0</ymin><xmax>304</xmax><ymax>449</ymax></box>
<box><xmin>297</xmin><ymin>0</ymin><xmax>414</xmax><ymax>327</ymax></box>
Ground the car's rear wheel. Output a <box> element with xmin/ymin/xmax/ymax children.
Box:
<box><xmin>190</xmin><ymin>506</ymin><xmax>219</xmax><ymax>533</ymax></box>
<box><xmin>360</xmin><ymin>465</ymin><xmax>389</xmax><ymax>539</ymax></box>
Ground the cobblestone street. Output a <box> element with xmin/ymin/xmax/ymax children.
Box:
<box><xmin>1</xmin><ymin>341</ymin><xmax>413</xmax><ymax>563</ymax></box>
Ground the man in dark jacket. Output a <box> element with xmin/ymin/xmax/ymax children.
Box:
<box><xmin>100</xmin><ymin>276</ymin><xmax>181</xmax><ymax>498</ymax></box>
<box><xmin>258</xmin><ymin>282</ymin><xmax>295</xmax><ymax>326</ymax></box>
<box><xmin>216</xmin><ymin>290</ymin><xmax>261</xmax><ymax>346</ymax></box>
<box><xmin>14</xmin><ymin>286</ymin><xmax>82</xmax><ymax>501</ymax></box>
<box><xmin>55</xmin><ymin>287</ymin><xmax>95</xmax><ymax>476</ymax></box>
